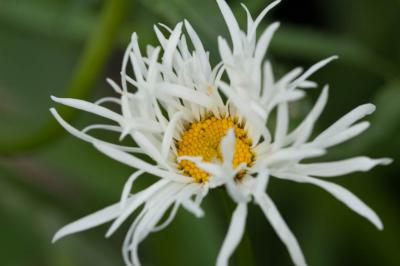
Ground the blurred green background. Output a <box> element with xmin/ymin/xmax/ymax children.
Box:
<box><xmin>0</xmin><ymin>0</ymin><xmax>399</xmax><ymax>265</ymax></box>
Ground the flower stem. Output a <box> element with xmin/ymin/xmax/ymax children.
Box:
<box><xmin>0</xmin><ymin>0</ymin><xmax>131</xmax><ymax>154</ymax></box>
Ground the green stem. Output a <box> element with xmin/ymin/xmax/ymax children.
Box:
<box><xmin>0</xmin><ymin>0</ymin><xmax>131</xmax><ymax>154</ymax></box>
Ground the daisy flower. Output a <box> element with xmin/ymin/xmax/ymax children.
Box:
<box><xmin>50</xmin><ymin>0</ymin><xmax>391</xmax><ymax>266</ymax></box>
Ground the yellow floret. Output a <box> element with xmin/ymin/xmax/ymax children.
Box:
<box><xmin>177</xmin><ymin>116</ymin><xmax>254</xmax><ymax>183</ymax></box>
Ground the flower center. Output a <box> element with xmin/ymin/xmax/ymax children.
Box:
<box><xmin>177</xmin><ymin>116</ymin><xmax>254</xmax><ymax>183</ymax></box>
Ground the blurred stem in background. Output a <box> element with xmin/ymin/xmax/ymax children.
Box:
<box><xmin>0</xmin><ymin>0</ymin><xmax>130</xmax><ymax>154</ymax></box>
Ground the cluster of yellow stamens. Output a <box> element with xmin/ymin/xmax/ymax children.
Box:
<box><xmin>176</xmin><ymin>116</ymin><xmax>254</xmax><ymax>183</ymax></box>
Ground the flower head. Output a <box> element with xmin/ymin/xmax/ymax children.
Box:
<box><xmin>51</xmin><ymin>0</ymin><xmax>391</xmax><ymax>265</ymax></box>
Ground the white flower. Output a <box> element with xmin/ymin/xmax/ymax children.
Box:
<box><xmin>50</xmin><ymin>0</ymin><xmax>391</xmax><ymax>266</ymax></box>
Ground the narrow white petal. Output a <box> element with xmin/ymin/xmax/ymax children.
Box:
<box><xmin>261</xmin><ymin>61</ymin><xmax>274</xmax><ymax>101</ymax></box>
<box><xmin>285</xmin><ymin>86</ymin><xmax>329</xmax><ymax>146</ymax></box>
<box><xmin>240</xmin><ymin>3</ymin><xmax>254</xmax><ymax>34</ymax></box>
<box><xmin>216</xmin><ymin>203</ymin><xmax>248</xmax><ymax>266</ymax></box>
<box><xmin>161</xmin><ymin>111</ymin><xmax>185</xmax><ymax>159</ymax></box>
<box><xmin>51</xmin><ymin>96</ymin><xmax>123</xmax><ymax>123</ymax></box>
<box><xmin>129</xmin><ymin>51</ymin><xmax>145</xmax><ymax>84</ymax></box>
<box><xmin>255</xmin><ymin>193</ymin><xmax>307</xmax><ymax>266</ymax></box>
<box><xmin>273</xmin><ymin>102</ymin><xmax>289</xmax><ymax>149</ymax></box>
<box><xmin>53</xmin><ymin>197</ymin><xmax>135</xmax><ymax>243</ymax></box>
<box><xmin>184</xmin><ymin>20</ymin><xmax>208</xmax><ymax>65</ymax></box>
<box><xmin>266</xmin><ymin>148</ymin><xmax>325</xmax><ymax>165</ymax></box>
<box><xmin>151</xmin><ymin>202</ymin><xmax>180</xmax><ymax>233</ymax></box>
<box><xmin>277</xmin><ymin>174</ymin><xmax>383</xmax><ymax>230</ymax></box>
<box><xmin>221</xmin><ymin>128</ymin><xmax>236</xmax><ymax>167</ymax></box>
<box><xmin>158</xmin><ymin>83</ymin><xmax>213</xmax><ymax>107</ymax></box>
<box><xmin>82</xmin><ymin>124</ymin><xmax>122</xmax><ymax>134</ymax></box>
<box><xmin>216</xmin><ymin>0</ymin><xmax>242</xmax><ymax>53</ymax></box>
<box><xmin>316</xmin><ymin>121</ymin><xmax>370</xmax><ymax>148</ymax></box>
<box><xmin>313</xmin><ymin>103</ymin><xmax>375</xmax><ymax>144</ymax></box>
<box><xmin>106</xmin><ymin>78</ymin><xmax>122</xmax><ymax>94</ymax></box>
<box><xmin>248</xmin><ymin>0</ymin><xmax>281</xmax><ymax>39</ymax></box>
<box><xmin>50</xmin><ymin>108</ymin><xmax>143</xmax><ymax>153</ymax></box>
<box><xmin>130</xmin><ymin>33</ymin><xmax>147</xmax><ymax>76</ymax></box>
<box><xmin>179</xmin><ymin>156</ymin><xmax>224</xmax><ymax>178</ymax></box>
<box><xmin>153</xmin><ymin>25</ymin><xmax>167</xmax><ymax>48</ymax></box>
<box><xmin>294</xmin><ymin>157</ymin><xmax>393</xmax><ymax>177</ymax></box>
<box><xmin>163</xmin><ymin>22</ymin><xmax>183</xmax><ymax>72</ymax></box>
<box><xmin>254</xmin><ymin>22</ymin><xmax>280</xmax><ymax>64</ymax></box>
<box><xmin>298</xmin><ymin>80</ymin><xmax>317</xmax><ymax>89</ymax></box>
<box><xmin>94</xmin><ymin>97</ymin><xmax>121</xmax><ymax>106</ymax></box>
<box><xmin>121</xmin><ymin>170</ymin><xmax>145</xmax><ymax>208</ymax></box>
<box><xmin>146</xmin><ymin>46</ymin><xmax>161</xmax><ymax>83</ymax></box>
<box><xmin>219</xmin><ymin>82</ymin><xmax>272</xmax><ymax>143</ymax></box>
<box><xmin>182</xmin><ymin>198</ymin><xmax>205</xmax><ymax>218</ymax></box>
<box><xmin>93</xmin><ymin>142</ymin><xmax>190</xmax><ymax>183</ymax></box>
<box><xmin>282</xmin><ymin>66</ymin><xmax>304</xmax><ymax>81</ymax></box>
<box><xmin>218</xmin><ymin>37</ymin><xmax>233</xmax><ymax>65</ymax></box>
<box><xmin>106</xmin><ymin>179</ymin><xmax>170</xmax><ymax>237</ymax></box>
<box><xmin>291</xmin><ymin>56</ymin><xmax>338</xmax><ymax>89</ymax></box>
<box><xmin>131</xmin><ymin>131</ymin><xmax>170</xmax><ymax>170</ymax></box>
<box><xmin>268</xmin><ymin>90</ymin><xmax>305</xmax><ymax>111</ymax></box>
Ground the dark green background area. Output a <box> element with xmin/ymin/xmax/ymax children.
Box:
<box><xmin>0</xmin><ymin>0</ymin><xmax>399</xmax><ymax>265</ymax></box>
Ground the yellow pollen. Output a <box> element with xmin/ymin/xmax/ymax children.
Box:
<box><xmin>177</xmin><ymin>116</ymin><xmax>254</xmax><ymax>183</ymax></box>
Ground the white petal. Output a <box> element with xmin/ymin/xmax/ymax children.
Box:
<box><xmin>277</xmin><ymin>174</ymin><xmax>383</xmax><ymax>230</ymax></box>
<box><xmin>255</xmin><ymin>193</ymin><xmax>307</xmax><ymax>266</ymax></box>
<box><xmin>290</xmin><ymin>56</ymin><xmax>338</xmax><ymax>89</ymax></box>
<box><xmin>153</xmin><ymin>25</ymin><xmax>167</xmax><ymax>48</ymax></box>
<box><xmin>93</xmin><ymin>141</ymin><xmax>190</xmax><ymax>183</ymax></box>
<box><xmin>254</xmin><ymin>22</ymin><xmax>280</xmax><ymax>64</ymax></box>
<box><xmin>219</xmin><ymin>82</ymin><xmax>271</xmax><ymax>143</ymax></box>
<box><xmin>285</xmin><ymin>86</ymin><xmax>329</xmax><ymax>146</ymax></box>
<box><xmin>216</xmin><ymin>0</ymin><xmax>242</xmax><ymax>53</ymax></box>
<box><xmin>94</xmin><ymin>97</ymin><xmax>121</xmax><ymax>106</ymax></box>
<box><xmin>182</xmin><ymin>198</ymin><xmax>205</xmax><ymax>218</ymax></box>
<box><xmin>130</xmin><ymin>33</ymin><xmax>147</xmax><ymax>77</ymax></box>
<box><xmin>158</xmin><ymin>82</ymin><xmax>213</xmax><ymax>108</ymax></box>
<box><xmin>82</xmin><ymin>124</ymin><xmax>122</xmax><ymax>134</ymax></box>
<box><xmin>273</xmin><ymin>102</ymin><xmax>289</xmax><ymax>149</ymax></box>
<box><xmin>277</xmin><ymin>67</ymin><xmax>303</xmax><ymax>87</ymax></box>
<box><xmin>50</xmin><ymin>108</ymin><xmax>143</xmax><ymax>153</ymax></box>
<box><xmin>151</xmin><ymin>202</ymin><xmax>180</xmax><ymax>233</ymax></box>
<box><xmin>216</xmin><ymin>203</ymin><xmax>248</xmax><ymax>266</ymax></box>
<box><xmin>121</xmin><ymin>170</ymin><xmax>145</xmax><ymax>208</ymax></box>
<box><xmin>240</xmin><ymin>3</ymin><xmax>254</xmax><ymax>35</ymax></box>
<box><xmin>106</xmin><ymin>179</ymin><xmax>171</xmax><ymax>237</ymax></box>
<box><xmin>248</xmin><ymin>0</ymin><xmax>281</xmax><ymax>39</ymax></box>
<box><xmin>53</xmin><ymin>197</ymin><xmax>135</xmax><ymax>243</ymax></box>
<box><xmin>163</xmin><ymin>22</ymin><xmax>183</xmax><ymax>72</ymax></box>
<box><xmin>218</xmin><ymin>37</ymin><xmax>233</xmax><ymax>65</ymax></box>
<box><xmin>161</xmin><ymin>111</ymin><xmax>185</xmax><ymax>159</ymax></box>
<box><xmin>315</xmin><ymin>121</ymin><xmax>370</xmax><ymax>148</ymax></box>
<box><xmin>146</xmin><ymin>47</ymin><xmax>161</xmax><ymax>83</ymax></box>
<box><xmin>313</xmin><ymin>103</ymin><xmax>375</xmax><ymax>144</ymax></box>
<box><xmin>294</xmin><ymin>157</ymin><xmax>393</xmax><ymax>177</ymax></box>
<box><xmin>266</xmin><ymin>148</ymin><xmax>325</xmax><ymax>165</ymax></box>
<box><xmin>131</xmin><ymin>131</ymin><xmax>170</xmax><ymax>170</ymax></box>
<box><xmin>178</xmin><ymin>156</ymin><xmax>224</xmax><ymax>178</ymax></box>
<box><xmin>51</xmin><ymin>96</ymin><xmax>123</xmax><ymax>123</ymax></box>
<box><xmin>221</xmin><ymin>128</ymin><xmax>236</xmax><ymax>167</ymax></box>
<box><xmin>184</xmin><ymin>20</ymin><xmax>208</xmax><ymax>68</ymax></box>
<box><xmin>106</xmin><ymin>78</ymin><xmax>122</xmax><ymax>94</ymax></box>
<box><xmin>261</xmin><ymin>61</ymin><xmax>275</xmax><ymax>102</ymax></box>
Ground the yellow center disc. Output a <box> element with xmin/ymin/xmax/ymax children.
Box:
<box><xmin>177</xmin><ymin>116</ymin><xmax>254</xmax><ymax>183</ymax></box>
